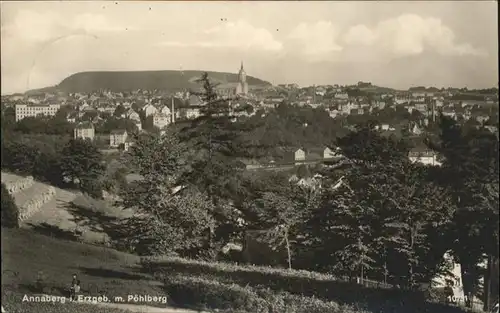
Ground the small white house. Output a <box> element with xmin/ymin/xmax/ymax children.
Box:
<box><xmin>185</xmin><ymin>108</ymin><xmax>201</xmax><ymax>119</ymax></box>
<box><xmin>334</xmin><ymin>92</ymin><xmax>349</xmax><ymax>100</ymax></box>
<box><xmin>74</xmin><ymin>122</ymin><xmax>95</xmax><ymax>141</ymax></box>
<box><xmin>79</xmin><ymin>103</ymin><xmax>91</xmax><ymax>111</ymax></box>
<box><xmin>143</xmin><ymin>104</ymin><xmax>158</xmax><ymax>117</ymax></box>
<box><xmin>408</xmin><ymin>149</ymin><xmax>442</xmax><ymax>166</ymax></box>
<box><xmin>476</xmin><ymin>115</ymin><xmax>489</xmax><ymax>124</ymax></box>
<box><xmin>160</xmin><ymin>106</ymin><xmax>171</xmax><ymax>116</ymax></box>
<box><xmin>110</xmin><ymin>129</ymin><xmax>128</xmax><ymax>148</ymax></box>
<box><xmin>125</xmin><ymin>109</ymin><xmax>141</xmax><ymax>122</ymax></box>
<box><xmin>327</xmin><ymin>109</ymin><xmax>339</xmax><ymax>119</ymax></box>
<box><xmin>123</xmin><ymin>137</ymin><xmax>134</xmax><ymax>151</ymax></box>
<box><xmin>395</xmin><ymin>95</ymin><xmax>410</xmax><ymax>105</ymax></box>
<box><xmin>323</xmin><ymin>147</ymin><xmax>337</xmax><ymax>159</ymax></box>
<box><xmin>153</xmin><ymin>113</ymin><xmax>170</xmax><ymax>129</ymax></box>
<box><xmin>411</xmin><ymin>123</ymin><xmax>423</xmax><ymax>135</ymax></box>
<box><xmin>294</xmin><ymin>148</ymin><xmax>306</xmax><ymax>163</ymax></box>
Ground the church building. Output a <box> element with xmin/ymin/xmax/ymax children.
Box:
<box><xmin>216</xmin><ymin>62</ymin><xmax>249</xmax><ymax>97</ymax></box>
<box><xmin>236</xmin><ymin>62</ymin><xmax>249</xmax><ymax>95</ymax></box>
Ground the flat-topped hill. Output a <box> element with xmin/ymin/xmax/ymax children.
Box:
<box><xmin>29</xmin><ymin>70</ymin><xmax>272</xmax><ymax>94</ymax></box>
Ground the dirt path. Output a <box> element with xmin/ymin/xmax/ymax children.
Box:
<box><xmin>2</xmin><ymin>172</ymin><xmax>131</xmax><ymax>245</ymax></box>
<box><xmin>23</xmin><ymin>186</ymin><xmax>78</xmax><ymax>228</ymax></box>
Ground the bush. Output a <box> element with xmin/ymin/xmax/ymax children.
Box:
<box><xmin>163</xmin><ymin>274</ymin><xmax>359</xmax><ymax>313</ymax></box>
<box><xmin>164</xmin><ymin>275</ymin><xmax>269</xmax><ymax>312</ymax></box>
<box><xmin>1</xmin><ymin>183</ymin><xmax>19</xmax><ymax>228</ymax></box>
<box><xmin>1</xmin><ymin>133</ymin><xmax>69</xmax><ymax>188</ymax></box>
<box><xmin>80</xmin><ymin>179</ymin><xmax>104</xmax><ymax>199</ymax></box>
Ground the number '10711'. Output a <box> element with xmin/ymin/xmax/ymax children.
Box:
<box><xmin>447</xmin><ymin>295</ymin><xmax>469</xmax><ymax>303</ymax></box>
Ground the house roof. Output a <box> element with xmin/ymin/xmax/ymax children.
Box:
<box><xmin>484</xmin><ymin>125</ymin><xmax>498</xmax><ymax>133</ymax></box>
<box><xmin>306</xmin><ymin>152</ymin><xmax>322</xmax><ymax>161</ymax></box>
<box><xmin>75</xmin><ymin>122</ymin><xmax>94</xmax><ymax>130</ymax></box>
<box><xmin>160</xmin><ymin>106</ymin><xmax>171</xmax><ymax>114</ymax></box>
<box><xmin>408</xmin><ymin>148</ymin><xmax>436</xmax><ymax>157</ymax></box>
<box><xmin>110</xmin><ymin>129</ymin><xmax>127</xmax><ymax>135</ymax></box>
<box><xmin>307</xmin><ymin>147</ymin><xmax>331</xmax><ymax>155</ymax></box>
<box><xmin>189</xmin><ymin>95</ymin><xmax>202</xmax><ymax>105</ymax></box>
<box><xmin>153</xmin><ymin>112</ymin><xmax>169</xmax><ymax>119</ymax></box>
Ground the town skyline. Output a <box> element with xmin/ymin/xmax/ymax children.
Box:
<box><xmin>1</xmin><ymin>1</ymin><xmax>498</xmax><ymax>94</ymax></box>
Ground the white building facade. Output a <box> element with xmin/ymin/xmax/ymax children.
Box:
<box><xmin>15</xmin><ymin>104</ymin><xmax>61</xmax><ymax>121</ymax></box>
<box><xmin>153</xmin><ymin>113</ymin><xmax>170</xmax><ymax>129</ymax></box>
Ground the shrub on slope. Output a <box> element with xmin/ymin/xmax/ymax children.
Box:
<box><xmin>144</xmin><ymin>256</ymin><xmax>473</xmax><ymax>313</ymax></box>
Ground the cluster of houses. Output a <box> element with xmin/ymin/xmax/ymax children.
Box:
<box><xmin>283</xmin><ymin>146</ymin><xmax>341</xmax><ymax>165</ymax></box>
<box><xmin>247</xmin><ymin>145</ymin><xmax>443</xmax><ymax>169</ymax></box>
<box><xmin>322</xmin><ymin>93</ymin><xmax>493</xmax><ymax>124</ymax></box>
<box><xmin>7</xmin><ymin>81</ymin><xmax>497</xmax><ymax>128</ymax></box>
<box><xmin>4</xmin><ymin>79</ymin><xmax>497</xmax><ymax>154</ymax></box>
<box><xmin>73</xmin><ymin>122</ymin><xmax>133</xmax><ymax>150</ymax></box>
<box><xmin>259</xmin><ymin>82</ymin><xmax>497</xmax><ymax>125</ymax></box>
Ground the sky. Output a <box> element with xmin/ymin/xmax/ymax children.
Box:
<box><xmin>1</xmin><ymin>1</ymin><xmax>498</xmax><ymax>94</ymax></box>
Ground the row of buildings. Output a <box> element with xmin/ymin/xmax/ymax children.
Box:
<box><xmin>74</xmin><ymin>123</ymin><xmax>132</xmax><ymax>150</ymax></box>
<box><xmin>247</xmin><ymin>146</ymin><xmax>442</xmax><ymax>170</ymax></box>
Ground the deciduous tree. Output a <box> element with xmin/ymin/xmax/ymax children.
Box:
<box><xmin>119</xmin><ymin>131</ymin><xmax>215</xmax><ymax>256</ymax></box>
<box><xmin>60</xmin><ymin>138</ymin><xmax>105</xmax><ymax>197</ymax></box>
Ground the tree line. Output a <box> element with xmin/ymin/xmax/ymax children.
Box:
<box><xmin>0</xmin><ymin>130</ymin><xmax>128</xmax><ymax>199</ymax></box>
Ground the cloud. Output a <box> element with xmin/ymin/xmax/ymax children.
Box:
<box><xmin>342</xmin><ymin>25</ymin><xmax>377</xmax><ymax>46</ymax></box>
<box><xmin>287</xmin><ymin>21</ymin><xmax>343</xmax><ymax>57</ymax></box>
<box><xmin>342</xmin><ymin>14</ymin><xmax>487</xmax><ymax>57</ymax></box>
<box><xmin>72</xmin><ymin>13</ymin><xmax>132</xmax><ymax>33</ymax></box>
<box><xmin>2</xmin><ymin>10</ymin><xmax>61</xmax><ymax>43</ymax></box>
<box><xmin>160</xmin><ymin>20</ymin><xmax>282</xmax><ymax>51</ymax></box>
<box><xmin>2</xmin><ymin>10</ymin><xmax>130</xmax><ymax>44</ymax></box>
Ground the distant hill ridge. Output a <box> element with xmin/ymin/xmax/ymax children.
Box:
<box><xmin>40</xmin><ymin>70</ymin><xmax>272</xmax><ymax>93</ymax></box>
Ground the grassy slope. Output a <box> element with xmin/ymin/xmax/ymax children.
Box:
<box><xmin>1</xmin><ymin>228</ymin><xmax>155</xmax><ymax>296</ymax></box>
<box><xmin>2</xmin><ymin>227</ymin><xmax>473</xmax><ymax>313</ymax></box>
<box><xmin>2</xmin><ymin>171</ymin><xmax>132</xmax><ymax>246</ymax></box>
<box><xmin>0</xmin><ymin>174</ymin><xmax>471</xmax><ymax>313</ymax></box>
<box><xmin>146</xmin><ymin>257</ymin><xmax>476</xmax><ymax>313</ymax></box>
<box><xmin>49</xmin><ymin>70</ymin><xmax>271</xmax><ymax>93</ymax></box>
<box><xmin>0</xmin><ymin>228</ymin><xmax>358</xmax><ymax>313</ymax></box>
<box><xmin>1</xmin><ymin>228</ymin><xmax>166</xmax><ymax>312</ymax></box>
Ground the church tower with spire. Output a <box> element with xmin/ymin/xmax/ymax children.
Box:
<box><xmin>236</xmin><ymin>61</ymin><xmax>249</xmax><ymax>95</ymax></box>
